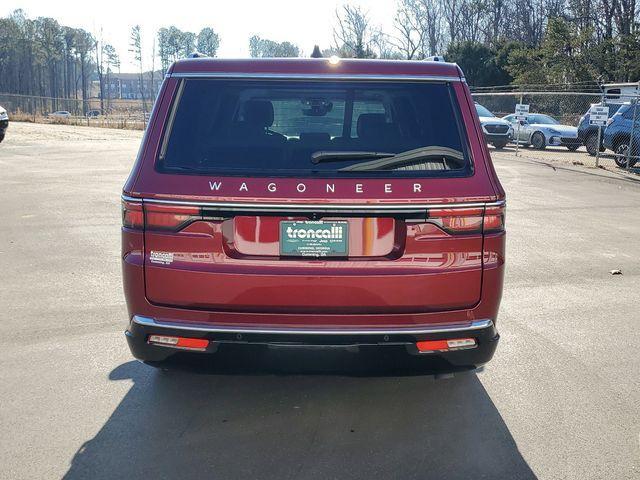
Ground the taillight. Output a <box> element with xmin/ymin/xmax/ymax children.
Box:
<box><xmin>483</xmin><ymin>205</ymin><xmax>505</xmax><ymax>234</ymax></box>
<box><xmin>144</xmin><ymin>204</ymin><xmax>201</xmax><ymax>231</ymax></box>
<box><xmin>121</xmin><ymin>199</ymin><xmax>201</xmax><ymax>231</ymax></box>
<box><xmin>122</xmin><ymin>200</ymin><xmax>143</xmax><ymax>229</ymax></box>
<box><xmin>427</xmin><ymin>204</ymin><xmax>505</xmax><ymax>234</ymax></box>
<box><xmin>427</xmin><ymin>207</ymin><xmax>483</xmax><ymax>234</ymax></box>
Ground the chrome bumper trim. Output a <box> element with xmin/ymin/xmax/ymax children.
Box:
<box><xmin>132</xmin><ymin>315</ymin><xmax>493</xmax><ymax>335</ymax></box>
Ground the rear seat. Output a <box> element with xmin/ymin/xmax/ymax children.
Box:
<box><xmin>329</xmin><ymin>113</ymin><xmax>401</xmax><ymax>149</ymax></box>
<box><xmin>232</xmin><ymin>100</ymin><xmax>286</xmax><ymax>145</ymax></box>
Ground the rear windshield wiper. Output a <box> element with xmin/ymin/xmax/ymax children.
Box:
<box><xmin>311</xmin><ymin>150</ymin><xmax>395</xmax><ymax>164</ymax></box>
<box><xmin>337</xmin><ymin>146</ymin><xmax>465</xmax><ymax>172</ymax></box>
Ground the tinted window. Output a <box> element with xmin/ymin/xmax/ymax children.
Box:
<box><xmin>158</xmin><ymin>79</ymin><xmax>471</xmax><ymax>177</ymax></box>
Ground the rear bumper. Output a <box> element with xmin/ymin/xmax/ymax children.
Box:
<box><xmin>125</xmin><ymin>315</ymin><xmax>499</xmax><ymax>368</ymax></box>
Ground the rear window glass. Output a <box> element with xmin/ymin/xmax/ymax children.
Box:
<box><xmin>158</xmin><ymin>79</ymin><xmax>472</xmax><ymax>177</ymax></box>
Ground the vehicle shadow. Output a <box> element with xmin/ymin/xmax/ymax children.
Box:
<box><xmin>63</xmin><ymin>347</ymin><xmax>536</xmax><ymax>480</ymax></box>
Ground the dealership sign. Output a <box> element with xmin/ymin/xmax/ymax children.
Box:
<box><xmin>515</xmin><ymin>104</ymin><xmax>530</xmax><ymax>121</ymax></box>
<box><xmin>589</xmin><ymin>105</ymin><xmax>609</xmax><ymax>127</ymax></box>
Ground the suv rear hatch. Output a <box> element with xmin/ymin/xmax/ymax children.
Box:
<box><xmin>130</xmin><ymin>74</ymin><xmax>501</xmax><ymax>316</ymax></box>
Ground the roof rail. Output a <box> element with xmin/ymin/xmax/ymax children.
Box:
<box><xmin>425</xmin><ymin>55</ymin><xmax>445</xmax><ymax>62</ymax></box>
<box><xmin>188</xmin><ymin>52</ymin><xmax>208</xmax><ymax>59</ymax></box>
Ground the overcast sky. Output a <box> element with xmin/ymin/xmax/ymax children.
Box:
<box><xmin>2</xmin><ymin>0</ymin><xmax>398</xmax><ymax>71</ymax></box>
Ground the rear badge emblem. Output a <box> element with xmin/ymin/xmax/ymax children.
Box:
<box><xmin>150</xmin><ymin>251</ymin><xmax>174</xmax><ymax>265</ymax></box>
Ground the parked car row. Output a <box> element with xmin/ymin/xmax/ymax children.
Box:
<box><xmin>475</xmin><ymin>103</ymin><xmax>581</xmax><ymax>151</ymax></box>
<box><xmin>475</xmin><ymin>102</ymin><xmax>639</xmax><ymax>167</ymax></box>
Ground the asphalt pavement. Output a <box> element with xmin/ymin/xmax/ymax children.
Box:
<box><xmin>0</xmin><ymin>122</ymin><xmax>638</xmax><ymax>479</ymax></box>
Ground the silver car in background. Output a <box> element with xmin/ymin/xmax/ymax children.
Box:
<box><xmin>475</xmin><ymin>103</ymin><xmax>512</xmax><ymax>149</ymax></box>
<box><xmin>49</xmin><ymin>111</ymin><xmax>72</xmax><ymax>119</ymax></box>
<box><xmin>503</xmin><ymin>113</ymin><xmax>581</xmax><ymax>151</ymax></box>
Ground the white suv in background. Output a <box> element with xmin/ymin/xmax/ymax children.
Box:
<box><xmin>475</xmin><ymin>103</ymin><xmax>512</xmax><ymax>149</ymax></box>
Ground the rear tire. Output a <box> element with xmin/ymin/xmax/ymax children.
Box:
<box><xmin>567</xmin><ymin>145</ymin><xmax>579</xmax><ymax>151</ymax></box>
<box><xmin>585</xmin><ymin>134</ymin><xmax>599</xmax><ymax>156</ymax></box>
<box><xmin>614</xmin><ymin>144</ymin><xmax>638</xmax><ymax>168</ymax></box>
<box><xmin>0</xmin><ymin>133</ymin><xmax>4</xmax><ymax>144</ymax></box>
<box><xmin>531</xmin><ymin>132</ymin><xmax>546</xmax><ymax>150</ymax></box>
<box><xmin>492</xmin><ymin>141</ymin><xmax>508</xmax><ymax>149</ymax></box>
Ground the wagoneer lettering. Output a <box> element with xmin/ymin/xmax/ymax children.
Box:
<box><xmin>122</xmin><ymin>58</ymin><xmax>505</xmax><ymax>370</ymax></box>
<box><xmin>208</xmin><ymin>179</ymin><xmax>438</xmax><ymax>195</ymax></box>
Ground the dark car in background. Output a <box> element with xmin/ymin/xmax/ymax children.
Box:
<box><xmin>0</xmin><ymin>105</ymin><xmax>8</xmax><ymax>143</ymax></box>
<box><xmin>602</xmin><ymin>103</ymin><xmax>639</xmax><ymax>167</ymax></box>
<box><xmin>578</xmin><ymin>103</ymin><xmax>622</xmax><ymax>156</ymax></box>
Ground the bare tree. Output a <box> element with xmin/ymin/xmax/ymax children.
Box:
<box><xmin>613</xmin><ymin>0</ymin><xmax>636</xmax><ymax>35</ymax></box>
<box><xmin>596</xmin><ymin>0</ymin><xmax>616</xmax><ymax>39</ymax></box>
<box><xmin>94</xmin><ymin>29</ymin><xmax>111</xmax><ymax>113</ymax></box>
<box><xmin>505</xmin><ymin>0</ymin><xmax>547</xmax><ymax>46</ymax></box>
<box><xmin>333</xmin><ymin>4</ymin><xmax>374</xmax><ymax>58</ymax></box>
<box><xmin>457</xmin><ymin>0</ymin><xmax>486</xmax><ymax>44</ymax></box>
<box><xmin>419</xmin><ymin>0</ymin><xmax>444</xmax><ymax>55</ymax></box>
<box><xmin>393</xmin><ymin>0</ymin><xmax>426</xmax><ymax>59</ymax></box>
<box><xmin>483</xmin><ymin>0</ymin><xmax>506</xmax><ymax>45</ymax></box>
<box><xmin>371</xmin><ymin>28</ymin><xmax>401</xmax><ymax>59</ymax></box>
<box><xmin>441</xmin><ymin>0</ymin><xmax>463</xmax><ymax>45</ymax></box>
<box><xmin>74</xmin><ymin>28</ymin><xmax>94</xmax><ymax>115</ymax></box>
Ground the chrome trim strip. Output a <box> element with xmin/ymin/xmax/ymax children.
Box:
<box><xmin>168</xmin><ymin>72</ymin><xmax>463</xmax><ymax>83</ymax></box>
<box><xmin>121</xmin><ymin>195</ymin><xmax>504</xmax><ymax>212</ymax></box>
<box><xmin>132</xmin><ymin>315</ymin><xmax>493</xmax><ymax>335</ymax></box>
<box><xmin>121</xmin><ymin>194</ymin><xmax>142</xmax><ymax>203</ymax></box>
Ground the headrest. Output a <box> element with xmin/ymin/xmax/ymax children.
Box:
<box><xmin>243</xmin><ymin>100</ymin><xmax>274</xmax><ymax>127</ymax></box>
<box><xmin>357</xmin><ymin>113</ymin><xmax>390</xmax><ymax>139</ymax></box>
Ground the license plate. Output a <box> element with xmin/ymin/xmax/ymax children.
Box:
<box><xmin>280</xmin><ymin>221</ymin><xmax>349</xmax><ymax>257</ymax></box>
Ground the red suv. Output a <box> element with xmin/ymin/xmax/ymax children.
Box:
<box><xmin>122</xmin><ymin>58</ymin><xmax>505</xmax><ymax>370</ymax></box>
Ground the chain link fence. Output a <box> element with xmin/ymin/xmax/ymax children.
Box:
<box><xmin>0</xmin><ymin>93</ymin><xmax>150</xmax><ymax>130</ymax></box>
<box><xmin>472</xmin><ymin>90</ymin><xmax>640</xmax><ymax>174</ymax></box>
